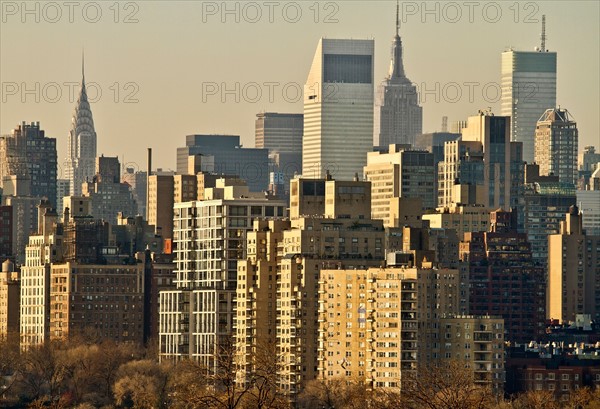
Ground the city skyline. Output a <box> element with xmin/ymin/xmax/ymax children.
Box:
<box><xmin>1</xmin><ymin>1</ymin><xmax>598</xmax><ymax>172</ymax></box>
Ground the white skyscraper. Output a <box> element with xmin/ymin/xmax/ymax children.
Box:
<box><xmin>500</xmin><ymin>17</ymin><xmax>557</xmax><ymax>164</ymax></box>
<box><xmin>303</xmin><ymin>38</ymin><xmax>374</xmax><ymax>180</ymax></box>
<box><xmin>65</xmin><ymin>56</ymin><xmax>97</xmax><ymax>196</ymax></box>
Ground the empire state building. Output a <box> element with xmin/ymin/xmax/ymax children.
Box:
<box><xmin>65</xmin><ymin>56</ymin><xmax>97</xmax><ymax>196</ymax></box>
<box><xmin>375</xmin><ymin>4</ymin><xmax>422</xmax><ymax>148</ymax></box>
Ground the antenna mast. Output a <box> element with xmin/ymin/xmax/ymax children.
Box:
<box><xmin>540</xmin><ymin>15</ymin><xmax>546</xmax><ymax>52</ymax></box>
<box><xmin>396</xmin><ymin>1</ymin><xmax>400</xmax><ymax>36</ymax></box>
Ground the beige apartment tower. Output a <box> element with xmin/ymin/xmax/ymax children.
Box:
<box><xmin>547</xmin><ymin>206</ymin><xmax>600</xmax><ymax>322</ymax></box>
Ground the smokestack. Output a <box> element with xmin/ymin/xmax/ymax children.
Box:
<box><xmin>146</xmin><ymin>148</ymin><xmax>152</xmax><ymax>221</ymax></box>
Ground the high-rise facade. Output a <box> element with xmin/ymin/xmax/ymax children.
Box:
<box><xmin>501</xmin><ymin>49</ymin><xmax>557</xmax><ymax>163</ymax></box>
<box><xmin>303</xmin><ymin>39</ymin><xmax>374</xmax><ymax>180</ymax></box>
<box><xmin>65</xmin><ymin>61</ymin><xmax>97</xmax><ymax>196</ymax></box>
<box><xmin>158</xmin><ymin>180</ymin><xmax>286</xmax><ymax>369</ymax></box>
<box><xmin>534</xmin><ymin>108</ymin><xmax>578</xmax><ymax>186</ymax></box>
<box><xmin>460</xmin><ymin>210</ymin><xmax>546</xmax><ymax>342</ymax></box>
<box><xmin>375</xmin><ymin>5</ymin><xmax>422</xmax><ymax>148</ymax></box>
<box><xmin>364</xmin><ymin>144</ymin><xmax>435</xmax><ymax>226</ymax></box>
<box><xmin>0</xmin><ymin>122</ymin><xmax>57</xmax><ymax>207</ymax></box>
<box><xmin>438</xmin><ymin>111</ymin><xmax>524</xmax><ymax>214</ymax></box>
<box><xmin>547</xmin><ymin>206</ymin><xmax>600</xmax><ymax>323</ymax></box>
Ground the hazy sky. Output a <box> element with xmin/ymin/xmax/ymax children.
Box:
<box><xmin>1</xmin><ymin>1</ymin><xmax>598</xmax><ymax>174</ymax></box>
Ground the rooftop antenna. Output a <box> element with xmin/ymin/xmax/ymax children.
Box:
<box><xmin>540</xmin><ymin>15</ymin><xmax>546</xmax><ymax>52</ymax></box>
<box><xmin>396</xmin><ymin>0</ymin><xmax>400</xmax><ymax>36</ymax></box>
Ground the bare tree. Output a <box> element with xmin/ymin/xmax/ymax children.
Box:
<box><xmin>113</xmin><ymin>359</ymin><xmax>168</xmax><ymax>409</ymax></box>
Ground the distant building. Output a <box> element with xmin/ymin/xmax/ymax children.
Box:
<box><xmin>177</xmin><ymin>134</ymin><xmax>269</xmax><ymax>192</ymax></box>
<box><xmin>122</xmin><ymin>168</ymin><xmax>147</xmax><ymax>217</ymax></box>
<box><xmin>578</xmin><ymin>146</ymin><xmax>600</xmax><ymax>189</ymax></box>
<box><xmin>364</xmin><ymin>144</ymin><xmax>435</xmax><ymax>225</ymax></box>
<box><xmin>524</xmin><ymin>178</ymin><xmax>576</xmax><ymax>266</ymax></box>
<box><xmin>255</xmin><ymin>112</ymin><xmax>302</xmax><ymax>196</ymax></box>
<box><xmin>82</xmin><ymin>156</ymin><xmax>138</xmax><ymax>224</ymax></box>
<box><xmin>374</xmin><ymin>5</ymin><xmax>422</xmax><ymax>148</ymax></box>
<box><xmin>303</xmin><ymin>38</ymin><xmax>374</xmax><ymax>180</ymax></box>
<box><xmin>438</xmin><ymin>112</ymin><xmax>524</xmax><ymax>217</ymax></box>
<box><xmin>56</xmin><ymin>179</ymin><xmax>70</xmax><ymax>217</ymax></box>
<box><xmin>65</xmin><ymin>61</ymin><xmax>98</xmax><ymax>197</ymax></box>
<box><xmin>501</xmin><ymin>48</ymin><xmax>557</xmax><ymax>163</ymax></box>
<box><xmin>578</xmin><ymin>190</ymin><xmax>600</xmax><ymax>236</ymax></box>
<box><xmin>535</xmin><ymin>108</ymin><xmax>578</xmax><ymax>186</ymax></box>
<box><xmin>414</xmin><ymin>132</ymin><xmax>460</xmax><ymax>196</ymax></box>
<box><xmin>0</xmin><ymin>122</ymin><xmax>57</xmax><ymax>207</ymax></box>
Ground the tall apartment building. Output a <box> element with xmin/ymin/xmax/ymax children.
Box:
<box><xmin>235</xmin><ymin>219</ymin><xmax>290</xmax><ymax>380</ymax></box>
<box><xmin>0</xmin><ymin>259</ymin><xmax>20</xmax><ymax>343</ymax></box>
<box><xmin>534</xmin><ymin>108</ymin><xmax>578</xmax><ymax>186</ymax></box>
<box><xmin>158</xmin><ymin>180</ymin><xmax>287</xmax><ymax>369</ymax></box>
<box><xmin>374</xmin><ymin>5</ymin><xmax>422</xmax><ymax>148</ymax></box>
<box><xmin>65</xmin><ymin>61</ymin><xmax>98</xmax><ymax>196</ymax></box>
<box><xmin>177</xmin><ymin>135</ymin><xmax>269</xmax><ymax>192</ymax></box>
<box><xmin>4</xmin><ymin>196</ymin><xmax>42</xmax><ymax>265</ymax></box>
<box><xmin>20</xmin><ymin>203</ymin><xmax>61</xmax><ymax>348</ymax></box>
<box><xmin>0</xmin><ymin>122</ymin><xmax>57</xmax><ymax>208</ymax></box>
<box><xmin>547</xmin><ymin>206</ymin><xmax>600</xmax><ymax>322</ymax></box>
<box><xmin>316</xmin><ymin>266</ymin><xmax>505</xmax><ymax>393</ymax></box>
<box><xmin>234</xmin><ymin>177</ymin><xmax>385</xmax><ymax>402</ymax></box>
<box><xmin>501</xmin><ymin>46</ymin><xmax>557</xmax><ymax>163</ymax></box>
<box><xmin>303</xmin><ymin>39</ymin><xmax>374</xmax><ymax>180</ymax></box>
<box><xmin>460</xmin><ymin>210</ymin><xmax>546</xmax><ymax>342</ymax></box>
<box><xmin>364</xmin><ymin>144</ymin><xmax>435</xmax><ymax>226</ymax></box>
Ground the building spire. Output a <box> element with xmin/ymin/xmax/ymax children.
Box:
<box><xmin>389</xmin><ymin>2</ymin><xmax>406</xmax><ymax>80</ymax></box>
<box><xmin>82</xmin><ymin>49</ymin><xmax>85</xmax><ymax>82</ymax></box>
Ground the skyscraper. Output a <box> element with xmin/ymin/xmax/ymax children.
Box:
<box><xmin>534</xmin><ymin>108</ymin><xmax>578</xmax><ymax>186</ymax></box>
<box><xmin>500</xmin><ymin>19</ymin><xmax>557</xmax><ymax>163</ymax></box>
<box><xmin>303</xmin><ymin>38</ymin><xmax>374</xmax><ymax>180</ymax></box>
<box><xmin>65</xmin><ymin>57</ymin><xmax>97</xmax><ymax>196</ymax></box>
<box><xmin>0</xmin><ymin>122</ymin><xmax>57</xmax><ymax>207</ymax></box>
<box><xmin>374</xmin><ymin>4</ymin><xmax>422</xmax><ymax>148</ymax></box>
<box><xmin>438</xmin><ymin>111</ymin><xmax>524</xmax><ymax>212</ymax></box>
<box><xmin>256</xmin><ymin>112</ymin><xmax>303</xmax><ymax>195</ymax></box>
